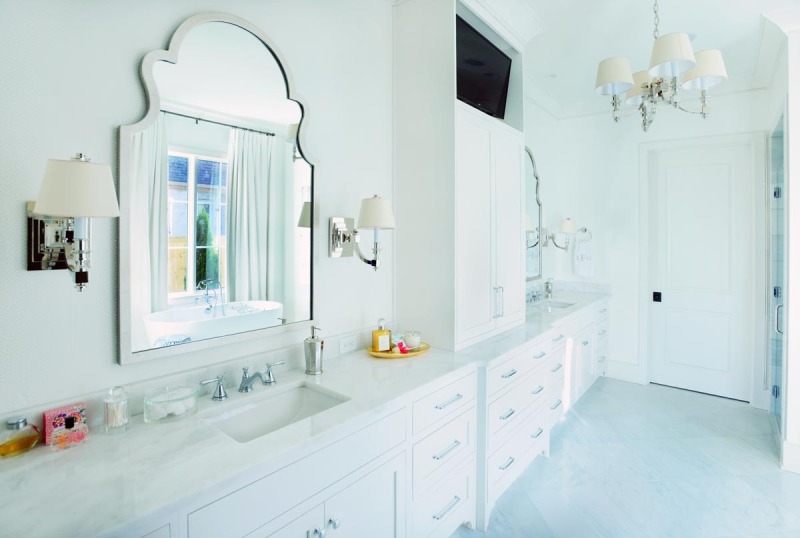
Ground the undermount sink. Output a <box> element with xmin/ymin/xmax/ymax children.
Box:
<box><xmin>204</xmin><ymin>382</ymin><xmax>349</xmax><ymax>443</ymax></box>
<box><xmin>535</xmin><ymin>300</ymin><xmax>575</xmax><ymax>312</ymax></box>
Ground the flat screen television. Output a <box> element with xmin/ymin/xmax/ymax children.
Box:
<box><xmin>456</xmin><ymin>16</ymin><xmax>512</xmax><ymax>119</ymax></box>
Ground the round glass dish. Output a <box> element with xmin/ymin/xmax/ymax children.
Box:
<box><xmin>143</xmin><ymin>385</ymin><xmax>199</xmax><ymax>424</ymax></box>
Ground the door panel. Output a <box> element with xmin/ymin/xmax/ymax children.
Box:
<box><xmin>649</xmin><ymin>138</ymin><xmax>759</xmax><ymax>401</ymax></box>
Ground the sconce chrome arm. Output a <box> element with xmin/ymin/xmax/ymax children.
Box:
<box><xmin>352</xmin><ymin>229</ymin><xmax>381</xmax><ymax>270</ymax></box>
<box><xmin>547</xmin><ymin>233</ymin><xmax>569</xmax><ymax>250</ymax></box>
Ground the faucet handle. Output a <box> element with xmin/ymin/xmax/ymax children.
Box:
<box><xmin>241</xmin><ymin>366</ymin><xmax>249</xmax><ymax>378</ymax></box>
<box><xmin>263</xmin><ymin>361</ymin><xmax>285</xmax><ymax>385</ymax></box>
<box><xmin>199</xmin><ymin>375</ymin><xmax>228</xmax><ymax>401</ymax></box>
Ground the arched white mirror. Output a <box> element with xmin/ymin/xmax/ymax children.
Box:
<box><xmin>119</xmin><ymin>13</ymin><xmax>313</xmax><ymax>364</ymax></box>
<box><xmin>524</xmin><ymin>147</ymin><xmax>542</xmax><ymax>281</ymax></box>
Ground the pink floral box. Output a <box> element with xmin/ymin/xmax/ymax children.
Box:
<box><xmin>43</xmin><ymin>402</ymin><xmax>87</xmax><ymax>445</ymax></box>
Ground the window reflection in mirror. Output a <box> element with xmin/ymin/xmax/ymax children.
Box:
<box><xmin>120</xmin><ymin>17</ymin><xmax>313</xmax><ymax>359</ymax></box>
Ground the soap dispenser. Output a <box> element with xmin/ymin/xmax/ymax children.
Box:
<box><xmin>304</xmin><ymin>326</ymin><xmax>324</xmax><ymax>375</ymax></box>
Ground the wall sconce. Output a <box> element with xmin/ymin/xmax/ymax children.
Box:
<box><xmin>329</xmin><ymin>195</ymin><xmax>395</xmax><ymax>270</ymax></box>
<box><xmin>543</xmin><ymin>217</ymin><xmax>578</xmax><ymax>250</ymax></box>
<box><xmin>27</xmin><ymin>153</ymin><xmax>120</xmax><ymax>291</ymax></box>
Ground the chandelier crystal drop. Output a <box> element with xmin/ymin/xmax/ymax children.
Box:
<box><xmin>594</xmin><ymin>0</ymin><xmax>727</xmax><ymax>132</ymax></box>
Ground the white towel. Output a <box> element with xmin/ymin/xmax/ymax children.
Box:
<box><xmin>574</xmin><ymin>239</ymin><xmax>594</xmax><ymax>277</ymax></box>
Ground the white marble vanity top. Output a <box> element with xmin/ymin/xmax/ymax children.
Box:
<box><xmin>0</xmin><ymin>291</ymin><xmax>607</xmax><ymax>537</ymax></box>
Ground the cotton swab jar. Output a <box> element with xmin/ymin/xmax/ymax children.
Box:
<box><xmin>103</xmin><ymin>386</ymin><xmax>130</xmax><ymax>434</ymax></box>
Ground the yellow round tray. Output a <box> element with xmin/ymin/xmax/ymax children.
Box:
<box><xmin>367</xmin><ymin>342</ymin><xmax>430</xmax><ymax>359</ymax></box>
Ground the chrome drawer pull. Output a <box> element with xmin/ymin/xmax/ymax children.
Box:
<box><xmin>531</xmin><ymin>427</ymin><xmax>544</xmax><ymax>439</ymax></box>
<box><xmin>328</xmin><ymin>518</ymin><xmax>341</xmax><ymax>530</ymax></box>
<box><xmin>533</xmin><ymin>351</ymin><xmax>546</xmax><ymax>359</ymax></box>
<box><xmin>531</xmin><ymin>385</ymin><xmax>544</xmax><ymax>395</ymax></box>
<box><xmin>432</xmin><ymin>496</ymin><xmax>461</xmax><ymax>520</ymax></box>
<box><xmin>550</xmin><ymin>363</ymin><xmax>563</xmax><ymax>373</ymax></box>
<box><xmin>582</xmin><ymin>340</ymin><xmax>590</xmax><ymax>347</ymax></box>
<box><xmin>433</xmin><ymin>439</ymin><xmax>462</xmax><ymax>461</ymax></box>
<box><xmin>552</xmin><ymin>334</ymin><xmax>565</xmax><ymax>342</ymax></box>
<box><xmin>435</xmin><ymin>393</ymin><xmax>464</xmax><ymax>410</ymax></box>
<box><xmin>598</xmin><ymin>356</ymin><xmax>607</xmax><ymax>363</ymax></box>
<box><xmin>499</xmin><ymin>456</ymin><xmax>516</xmax><ymax>470</ymax></box>
<box><xmin>549</xmin><ymin>399</ymin><xmax>563</xmax><ymax>410</ymax></box>
<box><xmin>599</xmin><ymin>308</ymin><xmax>608</xmax><ymax>314</ymax></box>
<box><xmin>501</xmin><ymin>368</ymin><xmax>518</xmax><ymax>379</ymax></box>
<box><xmin>598</xmin><ymin>329</ymin><xmax>607</xmax><ymax>336</ymax></box>
<box><xmin>500</xmin><ymin>408</ymin><xmax>516</xmax><ymax>420</ymax></box>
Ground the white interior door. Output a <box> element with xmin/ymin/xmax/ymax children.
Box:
<box><xmin>648</xmin><ymin>136</ymin><xmax>759</xmax><ymax>401</ymax></box>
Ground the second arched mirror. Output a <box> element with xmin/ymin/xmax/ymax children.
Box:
<box><xmin>524</xmin><ymin>147</ymin><xmax>542</xmax><ymax>281</ymax></box>
<box><xmin>119</xmin><ymin>13</ymin><xmax>313</xmax><ymax>364</ymax></box>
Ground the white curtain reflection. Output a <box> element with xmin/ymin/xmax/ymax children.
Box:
<box><xmin>130</xmin><ymin>112</ymin><xmax>168</xmax><ymax>347</ymax></box>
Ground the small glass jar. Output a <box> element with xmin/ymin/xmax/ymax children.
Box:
<box><xmin>104</xmin><ymin>386</ymin><xmax>130</xmax><ymax>434</ymax></box>
<box><xmin>0</xmin><ymin>417</ymin><xmax>40</xmax><ymax>458</ymax></box>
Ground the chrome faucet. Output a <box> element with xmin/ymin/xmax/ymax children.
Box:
<box><xmin>238</xmin><ymin>362</ymin><xmax>286</xmax><ymax>393</ymax></box>
<box><xmin>196</xmin><ymin>278</ymin><xmax>226</xmax><ymax>315</ymax></box>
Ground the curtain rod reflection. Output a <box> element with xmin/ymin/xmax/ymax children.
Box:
<box><xmin>161</xmin><ymin>110</ymin><xmax>276</xmax><ymax>137</ymax></box>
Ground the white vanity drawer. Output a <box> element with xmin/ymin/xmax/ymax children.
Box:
<box><xmin>487</xmin><ymin>339</ymin><xmax>550</xmax><ymax>396</ymax></box>
<box><xmin>544</xmin><ymin>382</ymin><xmax>566</xmax><ymax>429</ymax></box>
<box><xmin>596</xmin><ymin>318</ymin><xmax>609</xmax><ymax>348</ymax></box>
<box><xmin>412</xmin><ymin>461</ymin><xmax>475</xmax><ymax>538</ymax></box>
<box><xmin>487</xmin><ymin>416</ymin><xmax>547</xmax><ymax>503</ymax></box>
<box><xmin>413</xmin><ymin>372</ymin><xmax>476</xmax><ymax>436</ymax></box>
<box><xmin>487</xmin><ymin>379</ymin><xmax>532</xmax><ymax>441</ymax></box>
<box><xmin>545</xmin><ymin>349</ymin><xmax>566</xmax><ymax>387</ymax></box>
<box><xmin>413</xmin><ymin>406</ymin><xmax>475</xmax><ymax>494</ymax></box>
<box><xmin>187</xmin><ymin>410</ymin><xmax>405</xmax><ymax>538</ymax></box>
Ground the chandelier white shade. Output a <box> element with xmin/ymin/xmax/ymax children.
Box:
<box><xmin>681</xmin><ymin>49</ymin><xmax>728</xmax><ymax>90</ymax></box>
<box><xmin>648</xmin><ymin>32</ymin><xmax>696</xmax><ymax>78</ymax></box>
<box><xmin>594</xmin><ymin>0</ymin><xmax>726</xmax><ymax>132</ymax></box>
<box><xmin>594</xmin><ymin>57</ymin><xmax>634</xmax><ymax>96</ymax></box>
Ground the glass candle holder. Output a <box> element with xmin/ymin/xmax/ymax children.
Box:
<box><xmin>104</xmin><ymin>386</ymin><xmax>129</xmax><ymax>434</ymax></box>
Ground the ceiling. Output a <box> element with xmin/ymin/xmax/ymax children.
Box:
<box><xmin>521</xmin><ymin>0</ymin><xmax>798</xmax><ymax>118</ymax></box>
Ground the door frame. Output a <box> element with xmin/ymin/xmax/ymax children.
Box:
<box><xmin>637</xmin><ymin>132</ymin><xmax>768</xmax><ymax>407</ymax></box>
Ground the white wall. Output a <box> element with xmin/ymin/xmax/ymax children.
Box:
<box><xmin>526</xmin><ymin>88</ymin><xmax>779</xmax><ymax>408</ymax></box>
<box><xmin>0</xmin><ymin>0</ymin><xmax>394</xmax><ymax>417</ymax></box>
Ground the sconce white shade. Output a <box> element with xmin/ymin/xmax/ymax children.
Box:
<box><xmin>681</xmin><ymin>49</ymin><xmax>727</xmax><ymax>90</ymax></box>
<box><xmin>595</xmin><ymin>57</ymin><xmax>635</xmax><ymax>96</ymax></box>
<box><xmin>297</xmin><ymin>201</ymin><xmax>311</xmax><ymax>228</ymax></box>
<box><xmin>649</xmin><ymin>32</ymin><xmax>696</xmax><ymax>78</ymax></box>
<box><xmin>34</xmin><ymin>158</ymin><xmax>120</xmax><ymax>218</ymax></box>
<box><xmin>559</xmin><ymin>218</ymin><xmax>578</xmax><ymax>234</ymax></box>
<box><xmin>357</xmin><ymin>195</ymin><xmax>395</xmax><ymax>229</ymax></box>
<box><xmin>625</xmin><ymin>70</ymin><xmax>652</xmax><ymax>106</ymax></box>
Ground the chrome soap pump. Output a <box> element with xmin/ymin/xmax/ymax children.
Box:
<box><xmin>304</xmin><ymin>326</ymin><xmax>324</xmax><ymax>375</ymax></box>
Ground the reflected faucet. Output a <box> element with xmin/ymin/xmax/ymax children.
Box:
<box><xmin>196</xmin><ymin>278</ymin><xmax>226</xmax><ymax>315</ymax></box>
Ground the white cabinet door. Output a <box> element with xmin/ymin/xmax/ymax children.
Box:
<box><xmin>456</xmin><ymin>111</ymin><xmax>496</xmax><ymax>344</ymax></box>
<box><xmin>492</xmin><ymin>127</ymin><xmax>525</xmax><ymax>331</ymax></box>
<box><xmin>323</xmin><ymin>454</ymin><xmax>405</xmax><ymax>538</ymax></box>
<box><xmin>574</xmin><ymin>327</ymin><xmax>595</xmax><ymax>400</ymax></box>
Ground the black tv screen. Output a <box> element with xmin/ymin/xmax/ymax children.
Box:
<box><xmin>456</xmin><ymin>16</ymin><xmax>512</xmax><ymax>119</ymax></box>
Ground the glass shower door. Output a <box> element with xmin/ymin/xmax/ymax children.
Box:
<box><xmin>769</xmin><ymin>112</ymin><xmax>786</xmax><ymax>433</ymax></box>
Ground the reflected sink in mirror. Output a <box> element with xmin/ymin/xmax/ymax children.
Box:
<box><xmin>204</xmin><ymin>382</ymin><xmax>349</xmax><ymax>443</ymax></box>
<box><xmin>535</xmin><ymin>300</ymin><xmax>575</xmax><ymax>313</ymax></box>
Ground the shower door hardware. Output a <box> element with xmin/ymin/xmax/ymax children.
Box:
<box><xmin>653</xmin><ymin>291</ymin><xmax>662</xmax><ymax>302</ymax></box>
<box><xmin>775</xmin><ymin>304</ymin><xmax>784</xmax><ymax>335</ymax></box>
<box><xmin>772</xmin><ymin>385</ymin><xmax>780</xmax><ymax>399</ymax></box>
<box><xmin>774</xmin><ymin>286</ymin><xmax>782</xmax><ymax>299</ymax></box>
<box><xmin>774</xmin><ymin>186</ymin><xmax>782</xmax><ymax>198</ymax></box>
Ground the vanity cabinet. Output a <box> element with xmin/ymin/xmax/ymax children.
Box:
<box><xmin>565</xmin><ymin>299</ymin><xmax>611</xmax><ymax>408</ymax></box>
<box><xmin>455</xmin><ymin>104</ymin><xmax>525</xmax><ymax>348</ymax></box>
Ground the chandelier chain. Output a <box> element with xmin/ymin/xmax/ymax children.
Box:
<box><xmin>653</xmin><ymin>0</ymin><xmax>660</xmax><ymax>39</ymax></box>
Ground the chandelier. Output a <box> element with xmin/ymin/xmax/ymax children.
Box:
<box><xmin>594</xmin><ymin>0</ymin><xmax>728</xmax><ymax>132</ymax></box>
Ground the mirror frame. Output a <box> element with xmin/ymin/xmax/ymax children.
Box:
<box><xmin>118</xmin><ymin>12</ymin><xmax>315</xmax><ymax>364</ymax></box>
<box><xmin>524</xmin><ymin>146</ymin><xmax>542</xmax><ymax>281</ymax></box>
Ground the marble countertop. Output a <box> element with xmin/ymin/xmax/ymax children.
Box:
<box><xmin>0</xmin><ymin>292</ymin><xmax>608</xmax><ymax>537</ymax></box>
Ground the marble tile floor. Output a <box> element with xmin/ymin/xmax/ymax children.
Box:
<box><xmin>452</xmin><ymin>378</ymin><xmax>800</xmax><ymax>538</ymax></box>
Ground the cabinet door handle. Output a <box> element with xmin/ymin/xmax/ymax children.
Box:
<box><xmin>435</xmin><ymin>393</ymin><xmax>464</xmax><ymax>410</ymax></box>
<box><xmin>598</xmin><ymin>356</ymin><xmax>607</xmax><ymax>363</ymax></box>
<box><xmin>499</xmin><ymin>456</ymin><xmax>516</xmax><ymax>470</ymax></box>
<box><xmin>552</xmin><ymin>334</ymin><xmax>565</xmax><ymax>342</ymax></box>
<box><xmin>549</xmin><ymin>399</ymin><xmax>563</xmax><ymax>410</ymax></box>
<box><xmin>533</xmin><ymin>351</ymin><xmax>546</xmax><ymax>359</ymax></box>
<box><xmin>432</xmin><ymin>495</ymin><xmax>462</xmax><ymax>521</ymax></box>
<box><xmin>776</xmin><ymin>304</ymin><xmax>784</xmax><ymax>335</ymax></box>
<box><xmin>311</xmin><ymin>528</ymin><xmax>327</xmax><ymax>537</ymax></box>
<box><xmin>493</xmin><ymin>287</ymin><xmax>500</xmax><ymax>319</ymax></box>
<box><xmin>501</xmin><ymin>368</ymin><xmax>518</xmax><ymax>379</ymax></box>
<box><xmin>531</xmin><ymin>385</ymin><xmax>544</xmax><ymax>395</ymax></box>
<box><xmin>531</xmin><ymin>427</ymin><xmax>544</xmax><ymax>439</ymax></box>
<box><xmin>550</xmin><ymin>363</ymin><xmax>563</xmax><ymax>373</ymax></box>
<box><xmin>432</xmin><ymin>439</ymin><xmax>462</xmax><ymax>461</ymax></box>
<box><xmin>582</xmin><ymin>340</ymin><xmax>590</xmax><ymax>347</ymax></box>
<box><xmin>499</xmin><ymin>286</ymin><xmax>505</xmax><ymax>317</ymax></box>
<box><xmin>500</xmin><ymin>408</ymin><xmax>516</xmax><ymax>420</ymax></box>
<box><xmin>328</xmin><ymin>518</ymin><xmax>341</xmax><ymax>530</ymax></box>
<box><xmin>598</xmin><ymin>330</ymin><xmax>607</xmax><ymax>336</ymax></box>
